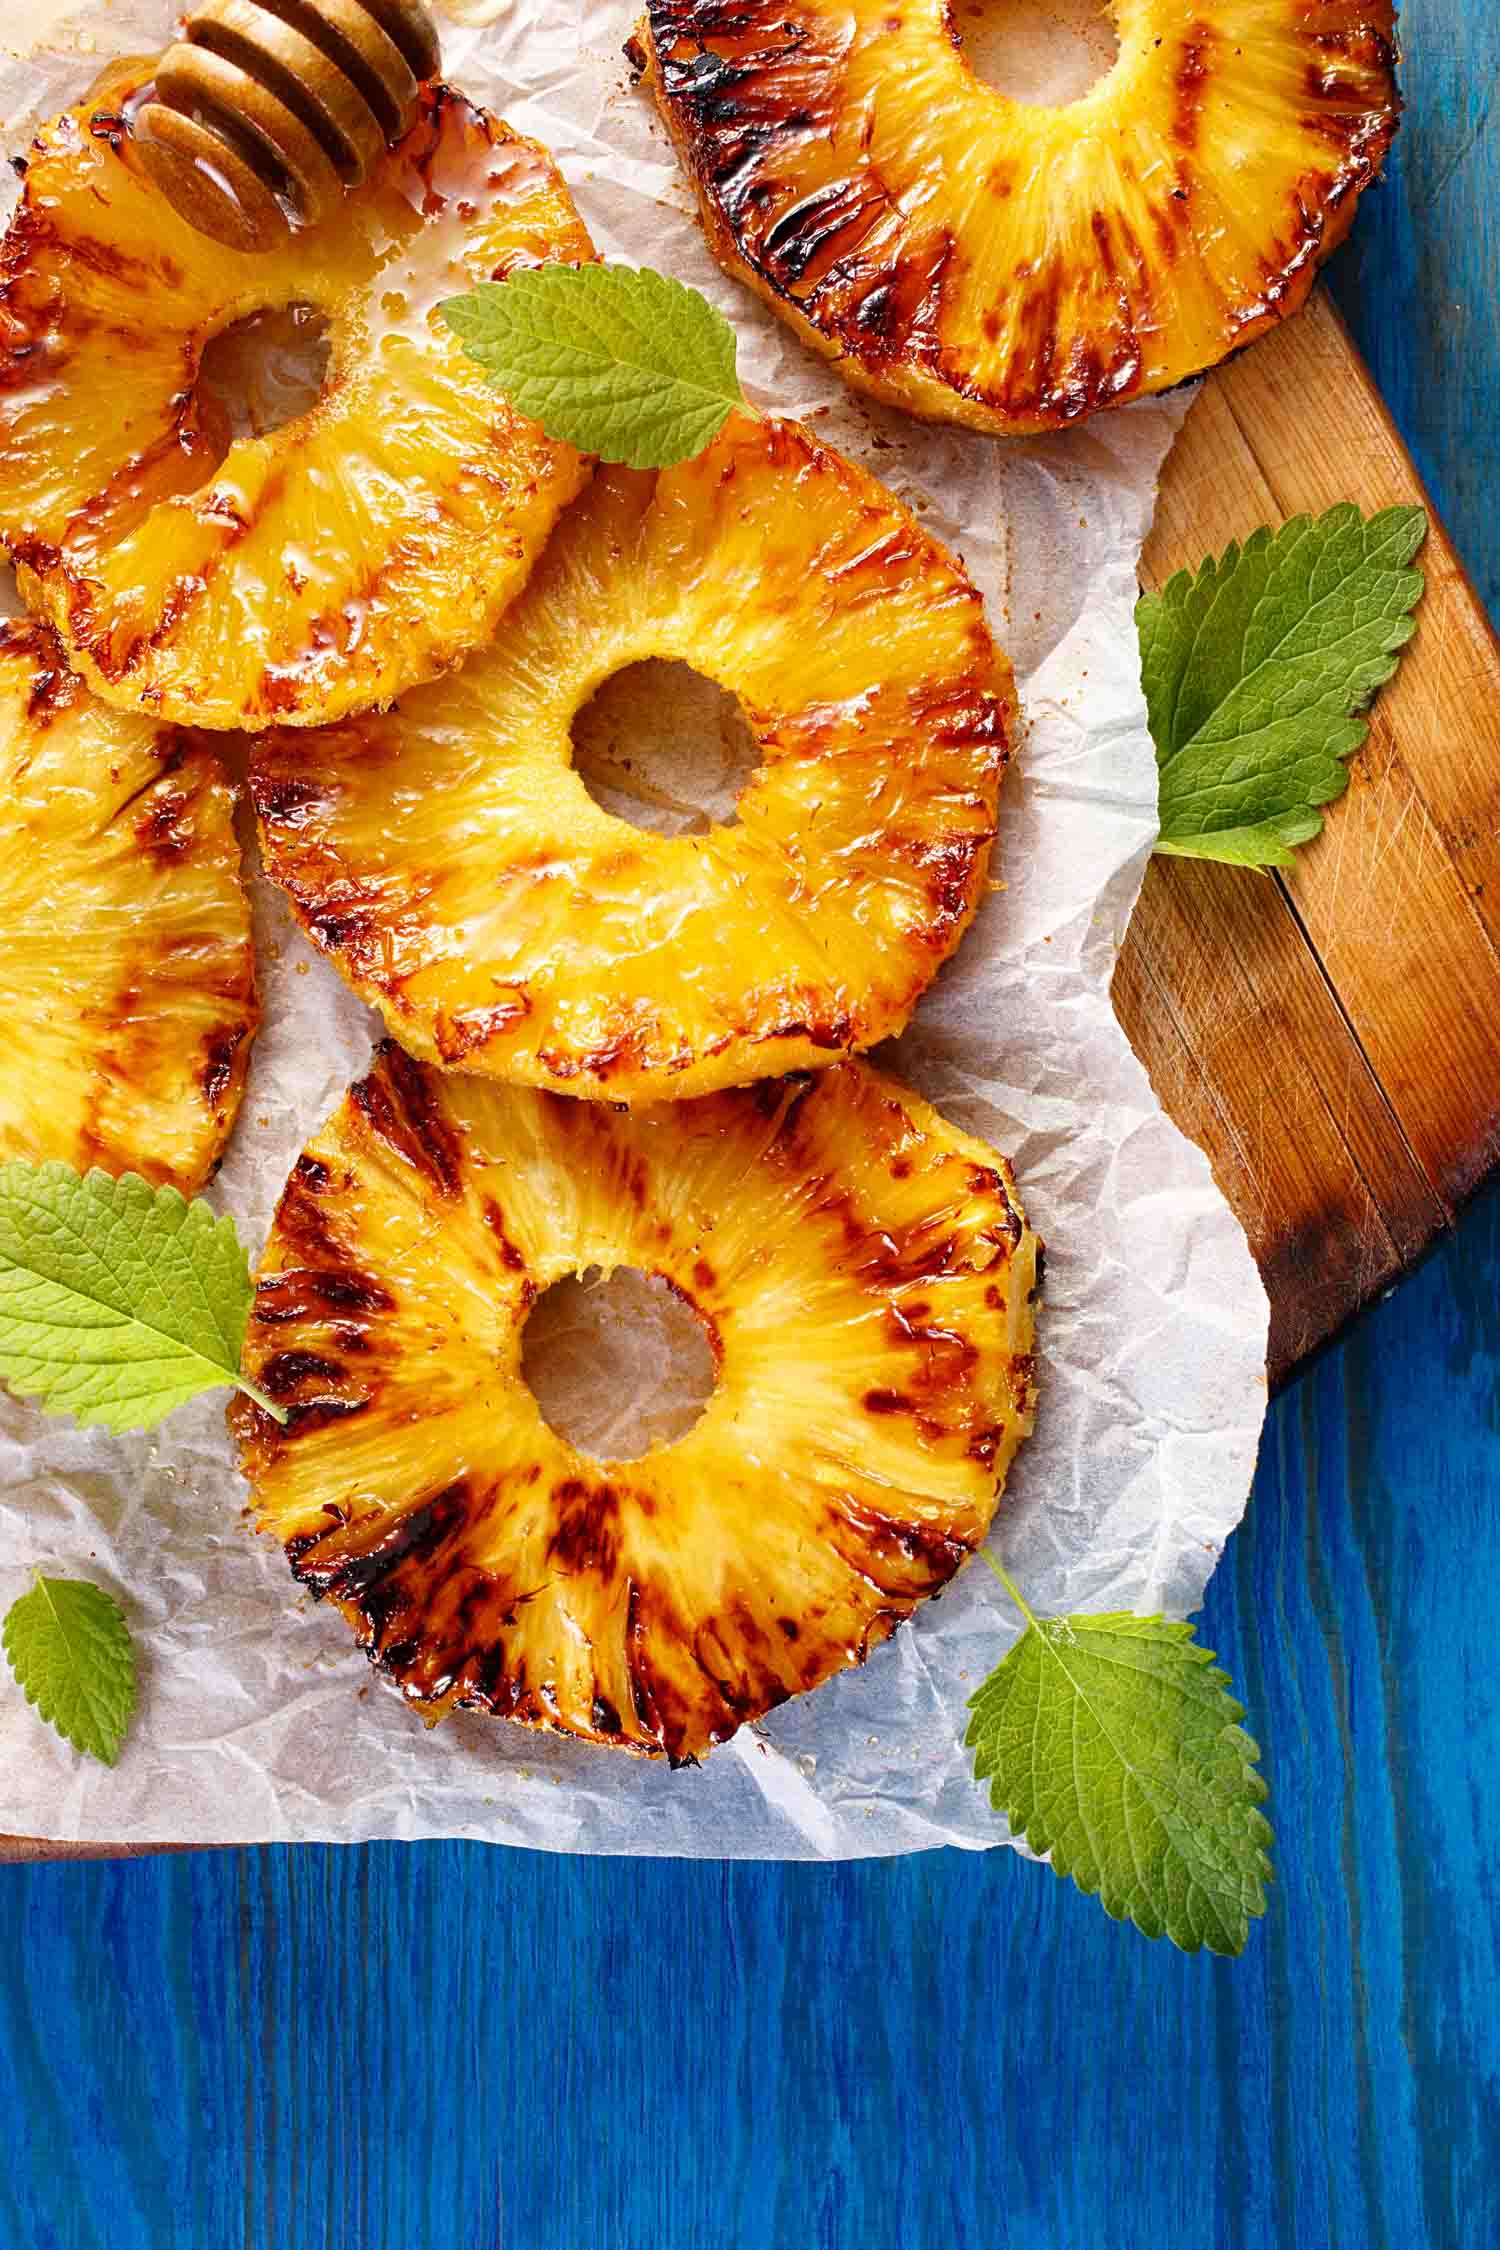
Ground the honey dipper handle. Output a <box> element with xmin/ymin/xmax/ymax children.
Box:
<box><xmin>134</xmin><ymin>0</ymin><xmax>443</xmax><ymax>253</ymax></box>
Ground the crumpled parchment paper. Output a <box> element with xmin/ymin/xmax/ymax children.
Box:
<box><xmin>0</xmin><ymin>0</ymin><xmax>1269</xmax><ymax>1855</ymax></box>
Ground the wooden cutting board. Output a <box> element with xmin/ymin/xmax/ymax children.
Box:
<box><xmin>1115</xmin><ymin>285</ymin><xmax>1500</xmax><ymax>1387</ymax></box>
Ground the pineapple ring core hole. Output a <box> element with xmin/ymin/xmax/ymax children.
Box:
<box><xmin>954</xmin><ymin>0</ymin><xmax>1120</xmax><ymax>107</ymax></box>
<box><xmin>521</xmin><ymin>1265</ymin><xmax>718</xmax><ymax>1462</ymax></box>
<box><xmin>190</xmin><ymin>303</ymin><xmax>334</xmax><ymax>470</ymax></box>
<box><xmin>570</xmin><ymin>658</ymin><xmax>760</xmax><ymax>837</ymax></box>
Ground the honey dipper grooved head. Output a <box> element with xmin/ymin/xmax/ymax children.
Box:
<box><xmin>136</xmin><ymin>0</ymin><xmax>442</xmax><ymax>251</ymax></box>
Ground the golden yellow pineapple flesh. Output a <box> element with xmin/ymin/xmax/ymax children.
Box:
<box><xmin>0</xmin><ymin>621</ymin><xmax>256</xmax><ymax>1189</ymax></box>
<box><xmin>641</xmin><ymin>0</ymin><xmax>1399</xmax><ymax>434</ymax></box>
<box><xmin>232</xmin><ymin>1045</ymin><xmax>1040</xmax><ymax>1762</ymax></box>
<box><xmin>251</xmin><ymin>409</ymin><xmax>1012</xmax><ymax>1100</ymax></box>
<box><xmin>0</xmin><ymin>74</ymin><xmax>593</xmax><ymax>728</ymax></box>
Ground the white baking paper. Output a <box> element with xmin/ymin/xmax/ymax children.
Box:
<box><xmin>0</xmin><ymin>0</ymin><xmax>1269</xmax><ymax>1854</ymax></box>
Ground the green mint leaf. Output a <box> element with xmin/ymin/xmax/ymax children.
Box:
<box><xmin>4</xmin><ymin>1575</ymin><xmax>137</xmax><ymax>1765</ymax></box>
<box><xmin>442</xmin><ymin>263</ymin><xmax>743</xmax><ymax>469</ymax></box>
<box><xmin>0</xmin><ymin>1162</ymin><xmax>283</xmax><ymax>1433</ymax></box>
<box><xmin>1141</xmin><ymin>502</ymin><xmax>1427</xmax><ymax>868</ymax></box>
<box><xmin>967</xmin><ymin>1598</ymin><xmax>1272</xmax><ymax>1954</ymax></box>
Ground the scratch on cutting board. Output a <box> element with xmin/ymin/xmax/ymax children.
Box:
<box><xmin>1368</xmin><ymin>779</ymin><xmax>1423</xmax><ymax>910</ymax></box>
<box><xmin>1352</xmin><ymin>1184</ymin><xmax>1394</xmax><ymax>1302</ymax></box>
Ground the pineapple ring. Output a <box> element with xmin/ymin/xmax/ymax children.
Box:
<box><xmin>640</xmin><ymin>0</ymin><xmax>1400</xmax><ymax>435</ymax></box>
<box><xmin>232</xmin><ymin>1045</ymin><xmax>1040</xmax><ymax>1762</ymax></box>
<box><xmin>251</xmin><ymin>409</ymin><xmax>1013</xmax><ymax>1100</ymax></box>
<box><xmin>0</xmin><ymin>74</ymin><xmax>594</xmax><ymax>729</ymax></box>
<box><xmin>0</xmin><ymin>622</ymin><xmax>256</xmax><ymax>1190</ymax></box>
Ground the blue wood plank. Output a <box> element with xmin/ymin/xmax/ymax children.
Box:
<box><xmin>0</xmin><ymin>3</ymin><xmax>1495</xmax><ymax>2243</ymax></box>
<box><xmin>1326</xmin><ymin>0</ymin><xmax>1500</xmax><ymax>617</ymax></box>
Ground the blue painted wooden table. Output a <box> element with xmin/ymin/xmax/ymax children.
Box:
<box><xmin>2</xmin><ymin>8</ymin><xmax>1496</xmax><ymax>2244</ymax></box>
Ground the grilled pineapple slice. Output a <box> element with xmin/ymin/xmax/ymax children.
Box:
<box><xmin>232</xmin><ymin>1045</ymin><xmax>1040</xmax><ymax>1761</ymax></box>
<box><xmin>640</xmin><ymin>0</ymin><xmax>1399</xmax><ymax>434</ymax></box>
<box><xmin>252</xmin><ymin>409</ymin><xmax>1011</xmax><ymax>1100</ymax></box>
<box><xmin>0</xmin><ymin>622</ymin><xmax>256</xmax><ymax>1188</ymax></box>
<box><xmin>0</xmin><ymin>74</ymin><xmax>593</xmax><ymax>728</ymax></box>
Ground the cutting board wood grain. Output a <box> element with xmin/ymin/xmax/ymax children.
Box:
<box><xmin>1115</xmin><ymin>286</ymin><xmax>1500</xmax><ymax>1386</ymax></box>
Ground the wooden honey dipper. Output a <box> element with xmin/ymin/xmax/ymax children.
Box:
<box><xmin>135</xmin><ymin>0</ymin><xmax>442</xmax><ymax>252</ymax></box>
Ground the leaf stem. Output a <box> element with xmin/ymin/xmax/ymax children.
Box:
<box><xmin>232</xmin><ymin>1375</ymin><xmax>290</xmax><ymax>1427</ymax></box>
<box><xmin>980</xmin><ymin>1548</ymin><xmax>1040</xmax><ymax>1629</ymax></box>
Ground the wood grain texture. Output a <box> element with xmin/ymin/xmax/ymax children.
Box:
<box><xmin>1119</xmin><ymin>287</ymin><xmax>1500</xmax><ymax>1380</ymax></box>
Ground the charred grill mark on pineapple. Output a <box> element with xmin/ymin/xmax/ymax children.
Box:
<box><xmin>841</xmin><ymin>226</ymin><xmax>958</xmax><ymax>377</ymax></box>
<box><xmin>650</xmin><ymin>0</ymin><xmax>853</xmax><ymax>154</ymax></box>
<box><xmin>135</xmin><ymin>777</ymin><xmax>195</xmax><ymax>862</ymax></box>
<box><xmin>249</xmin><ymin>1338</ymin><xmax>371</xmax><ymax>1433</ymax></box>
<box><xmin>536</xmin><ymin>1024</ymin><xmax>663</xmax><ymax>1086</ymax></box>
<box><xmin>623</xmin><ymin>1578</ymin><xmax>669</xmax><ymax>1741</ymax></box>
<box><xmin>307</xmin><ymin>903</ymin><xmax>381</xmax><ymax>956</ymax></box>
<box><xmin>293</xmin><ymin>1478</ymin><xmax>571</xmax><ymax>1727</ymax></box>
<box><xmin>200</xmin><ymin>1020</ymin><xmax>252</xmax><ymax>1116</ymax></box>
<box><xmin>644</xmin><ymin>6</ymin><xmax>935</xmax><ymax>359</ymax></box>
<box><xmin>253</xmin><ymin>1266</ymin><xmax>396</xmax><ymax>1326</ymax></box>
<box><xmin>1170</xmin><ymin>28</ymin><xmax>1216</xmax><ymax>154</ymax></box>
<box><xmin>834</xmin><ymin>1498</ymin><xmax>973</xmax><ymax>1592</ymax></box>
<box><xmin>761</xmin><ymin>177</ymin><xmax>890</xmax><ymax>286</ymax></box>
<box><xmin>0</xmin><ymin>620</ymin><xmax>81</xmax><ymax>725</ymax></box>
<box><xmin>35</xmin><ymin>999</ymin><xmax>249</xmax><ymax>1182</ymax></box>
<box><xmin>432</xmin><ymin>994</ymin><xmax>532</xmax><ymax>1064</ymax></box>
<box><xmin>350</xmin><ymin>1040</ymin><xmax>464</xmax><ymax>1198</ymax></box>
<box><xmin>299</xmin><ymin>1482</ymin><xmax>463</xmax><ymax>1609</ymax></box>
<box><xmin>754</xmin><ymin>1005</ymin><xmax>855</xmax><ymax>1052</ymax></box>
<box><xmin>251</xmin><ymin>770</ymin><xmax>335</xmax><ymax>824</ymax></box>
<box><xmin>481</xmin><ymin>1199</ymin><xmax>528</xmax><ymax>1275</ymax></box>
<box><xmin>245</xmin><ymin>1159</ymin><xmax>398</xmax><ymax>1343</ymax></box>
<box><xmin>265</xmin><ymin>1152</ymin><xmax>358</xmax><ymax>1271</ymax></box>
<box><xmin>548</xmin><ymin>1476</ymin><xmax>622</xmax><ymax>1576</ymax></box>
<box><xmin>886</xmin><ymin>821</ymin><xmax>998</xmax><ymax>939</ymax></box>
<box><xmin>260</xmin><ymin>1349</ymin><xmax>347</xmax><ymax>1398</ymax></box>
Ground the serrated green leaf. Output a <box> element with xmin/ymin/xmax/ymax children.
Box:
<box><xmin>1141</xmin><ymin>503</ymin><xmax>1427</xmax><ymax>868</ymax></box>
<box><xmin>0</xmin><ymin>1163</ymin><xmax>282</xmax><ymax>1433</ymax></box>
<box><xmin>967</xmin><ymin>1605</ymin><xmax>1272</xmax><ymax>1954</ymax></box>
<box><xmin>442</xmin><ymin>263</ymin><xmax>743</xmax><ymax>469</ymax></box>
<box><xmin>3</xmin><ymin>1576</ymin><xmax>136</xmax><ymax>1765</ymax></box>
